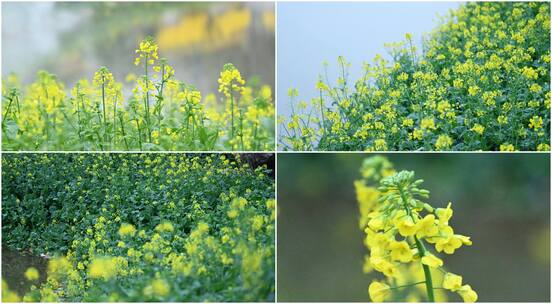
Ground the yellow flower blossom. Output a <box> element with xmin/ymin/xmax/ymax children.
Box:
<box><xmin>394</xmin><ymin>212</ymin><xmax>418</xmax><ymax>237</ymax></box>
<box><xmin>155</xmin><ymin>221</ymin><xmax>174</xmax><ymax>233</ymax></box>
<box><xmin>420</xmin><ymin>118</ymin><xmax>436</xmax><ymax>130</ymax></box>
<box><xmin>389</xmin><ymin>241</ymin><xmax>413</xmax><ymax>263</ymax></box>
<box><xmin>88</xmin><ymin>257</ymin><xmax>118</xmax><ymax>280</ymax></box>
<box><xmin>435</xmin><ymin>202</ymin><xmax>453</xmax><ymax>224</ymax></box>
<box><xmin>24</xmin><ymin>267</ymin><xmax>40</xmax><ymax>281</ymax></box>
<box><xmin>368</xmin><ymin>281</ymin><xmax>391</xmax><ymax>302</ymax></box>
<box><xmin>118</xmin><ymin>223</ymin><xmax>137</xmax><ymax>237</ymax></box>
<box><xmin>443</xmin><ymin>272</ymin><xmax>463</xmax><ymax>291</ymax></box>
<box><xmin>435</xmin><ymin>134</ymin><xmax>453</xmax><ymax>150</ymax></box>
<box><xmin>529</xmin><ymin>116</ymin><xmax>543</xmax><ymax>130</ymax></box>
<box><xmin>470</xmin><ymin>124</ymin><xmax>485</xmax><ymax>135</ymax></box>
<box><xmin>421</xmin><ymin>253</ymin><xmax>443</xmax><ymax>268</ymax></box>
<box><xmin>500</xmin><ymin>143</ymin><xmax>515</xmax><ymax>151</ymax></box>
<box><xmin>143</xmin><ymin>278</ymin><xmax>170</xmax><ymax>297</ymax></box>
<box><xmin>416</xmin><ymin>214</ymin><xmax>438</xmax><ymax>238</ymax></box>
<box><xmin>458</xmin><ymin>285</ymin><xmax>478</xmax><ymax>302</ymax></box>
<box><xmin>537</xmin><ymin>143</ymin><xmax>550</xmax><ymax>151</ymax></box>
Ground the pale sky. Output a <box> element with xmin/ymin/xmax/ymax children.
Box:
<box><xmin>277</xmin><ymin>2</ymin><xmax>462</xmax><ymax>120</ymax></box>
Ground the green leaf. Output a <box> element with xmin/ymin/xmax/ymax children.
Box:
<box><xmin>3</xmin><ymin>119</ymin><xmax>19</xmax><ymax>139</ymax></box>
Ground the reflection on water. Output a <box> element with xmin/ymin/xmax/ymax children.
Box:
<box><xmin>2</xmin><ymin>2</ymin><xmax>275</xmax><ymax>96</ymax></box>
<box><xmin>2</xmin><ymin>247</ymin><xmax>48</xmax><ymax>297</ymax></box>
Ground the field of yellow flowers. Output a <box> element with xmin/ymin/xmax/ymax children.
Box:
<box><xmin>2</xmin><ymin>38</ymin><xmax>274</xmax><ymax>151</ymax></box>
<box><xmin>1</xmin><ymin>153</ymin><xmax>275</xmax><ymax>302</ymax></box>
<box><xmin>280</xmin><ymin>2</ymin><xmax>550</xmax><ymax>151</ymax></box>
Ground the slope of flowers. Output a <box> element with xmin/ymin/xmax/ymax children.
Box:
<box><xmin>1</xmin><ymin>153</ymin><xmax>275</xmax><ymax>302</ymax></box>
<box><xmin>2</xmin><ymin>38</ymin><xmax>274</xmax><ymax>151</ymax></box>
<box><xmin>280</xmin><ymin>2</ymin><xmax>550</xmax><ymax>151</ymax></box>
<box><xmin>356</xmin><ymin>156</ymin><xmax>476</xmax><ymax>302</ymax></box>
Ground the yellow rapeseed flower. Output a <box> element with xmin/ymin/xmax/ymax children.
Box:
<box><xmin>529</xmin><ymin>116</ymin><xmax>543</xmax><ymax>130</ymax></box>
<box><xmin>435</xmin><ymin>134</ymin><xmax>453</xmax><ymax>150</ymax></box>
<box><xmin>416</xmin><ymin>214</ymin><xmax>438</xmax><ymax>238</ymax></box>
<box><xmin>24</xmin><ymin>267</ymin><xmax>39</xmax><ymax>281</ymax></box>
<box><xmin>421</xmin><ymin>253</ymin><xmax>443</xmax><ymax>268</ymax></box>
<box><xmin>118</xmin><ymin>223</ymin><xmax>137</xmax><ymax>237</ymax></box>
<box><xmin>394</xmin><ymin>212</ymin><xmax>418</xmax><ymax>237</ymax></box>
<box><xmin>470</xmin><ymin>124</ymin><xmax>485</xmax><ymax>135</ymax></box>
<box><xmin>443</xmin><ymin>272</ymin><xmax>463</xmax><ymax>291</ymax></box>
<box><xmin>389</xmin><ymin>241</ymin><xmax>413</xmax><ymax>262</ymax></box>
<box><xmin>155</xmin><ymin>221</ymin><xmax>175</xmax><ymax>233</ymax></box>
<box><xmin>435</xmin><ymin>202</ymin><xmax>453</xmax><ymax>224</ymax></box>
<box><xmin>143</xmin><ymin>278</ymin><xmax>170</xmax><ymax>297</ymax></box>
<box><xmin>88</xmin><ymin>257</ymin><xmax>117</xmax><ymax>280</ymax></box>
<box><xmin>500</xmin><ymin>143</ymin><xmax>515</xmax><ymax>151</ymax></box>
<box><xmin>420</xmin><ymin>118</ymin><xmax>436</xmax><ymax>130</ymax></box>
<box><xmin>368</xmin><ymin>281</ymin><xmax>390</xmax><ymax>302</ymax></box>
<box><xmin>458</xmin><ymin>285</ymin><xmax>478</xmax><ymax>302</ymax></box>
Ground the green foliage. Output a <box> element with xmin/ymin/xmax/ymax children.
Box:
<box><xmin>2</xmin><ymin>153</ymin><xmax>275</xmax><ymax>301</ymax></box>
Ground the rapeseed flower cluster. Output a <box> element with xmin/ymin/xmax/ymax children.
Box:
<box><xmin>2</xmin><ymin>38</ymin><xmax>274</xmax><ymax>151</ymax></box>
<box><xmin>356</xmin><ymin>156</ymin><xmax>476</xmax><ymax>302</ymax></box>
<box><xmin>280</xmin><ymin>2</ymin><xmax>550</xmax><ymax>151</ymax></box>
<box><xmin>2</xmin><ymin>153</ymin><xmax>275</xmax><ymax>302</ymax></box>
<box><xmin>24</xmin><ymin>267</ymin><xmax>39</xmax><ymax>281</ymax></box>
<box><xmin>218</xmin><ymin>63</ymin><xmax>246</xmax><ymax>97</ymax></box>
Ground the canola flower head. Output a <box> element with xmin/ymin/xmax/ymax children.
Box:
<box><xmin>360</xmin><ymin>155</ymin><xmax>394</xmax><ymax>182</ymax></box>
<box><xmin>2</xmin><ymin>280</ymin><xmax>21</xmax><ymax>302</ymax></box>
<box><xmin>88</xmin><ymin>257</ymin><xmax>118</xmax><ymax>280</ymax></box>
<box><xmin>155</xmin><ymin>221</ymin><xmax>175</xmax><ymax>233</ymax></box>
<box><xmin>470</xmin><ymin>124</ymin><xmax>485</xmax><ymax>135</ymax></box>
<box><xmin>135</xmin><ymin>36</ymin><xmax>159</xmax><ymax>66</ymax></box>
<box><xmin>356</xmin><ymin>156</ymin><xmax>476</xmax><ymax>302</ymax></box>
<box><xmin>500</xmin><ymin>143</ymin><xmax>515</xmax><ymax>151</ymax></box>
<box><xmin>118</xmin><ymin>223</ymin><xmax>137</xmax><ymax>237</ymax></box>
<box><xmin>143</xmin><ymin>278</ymin><xmax>170</xmax><ymax>297</ymax></box>
<box><xmin>92</xmin><ymin>66</ymin><xmax>114</xmax><ymax>88</ymax></box>
<box><xmin>47</xmin><ymin>256</ymin><xmax>71</xmax><ymax>280</ymax></box>
<box><xmin>24</xmin><ymin>267</ymin><xmax>40</xmax><ymax>281</ymax></box>
<box><xmin>537</xmin><ymin>143</ymin><xmax>550</xmax><ymax>151</ymax></box>
<box><xmin>435</xmin><ymin>134</ymin><xmax>453</xmax><ymax>150</ymax></box>
<box><xmin>218</xmin><ymin>63</ymin><xmax>246</xmax><ymax>97</ymax></box>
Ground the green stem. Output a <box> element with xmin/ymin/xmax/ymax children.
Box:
<box><xmin>157</xmin><ymin>63</ymin><xmax>166</xmax><ymax>122</ymax></box>
<box><xmin>230</xmin><ymin>94</ymin><xmax>235</xmax><ymax>147</ymax></box>
<box><xmin>389</xmin><ymin>281</ymin><xmax>426</xmax><ymax>291</ymax></box>
<box><xmin>319</xmin><ymin>89</ymin><xmax>326</xmax><ymax>137</ymax></box>
<box><xmin>398</xmin><ymin>187</ymin><xmax>435</xmax><ymax>302</ymax></box>
<box><xmin>101</xmin><ymin>76</ymin><xmax>108</xmax><ymax>145</ymax></box>
<box><xmin>2</xmin><ymin>94</ymin><xmax>14</xmax><ymax>125</ymax></box>
<box><xmin>113</xmin><ymin>100</ymin><xmax>117</xmax><ymax>149</ymax></box>
<box><xmin>75</xmin><ymin>94</ymin><xmax>83</xmax><ymax>142</ymax></box>
<box><xmin>118</xmin><ymin>114</ymin><xmax>129</xmax><ymax>150</ymax></box>
<box><xmin>414</xmin><ymin>236</ymin><xmax>435</xmax><ymax>302</ymax></box>
<box><xmin>239</xmin><ymin>109</ymin><xmax>244</xmax><ymax>150</ymax></box>
<box><xmin>135</xmin><ymin>118</ymin><xmax>143</xmax><ymax>150</ymax></box>
<box><xmin>252</xmin><ymin>115</ymin><xmax>259</xmax><ymax>150</ymax></box>
<box><xmin>144</xmin><ymin>54</ymin><xmax>152</xmax><ymax>142</ymax></box>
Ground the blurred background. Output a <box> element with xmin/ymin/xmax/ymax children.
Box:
<box><xmin>2</xmin><ymin>2</ymin><xmax>274</xmax><ymax>94</ymax></box>
<box><xmin>277</xmin><ymin>153</ymin><xmax>550</xmax><ymax>302</ymax></box>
